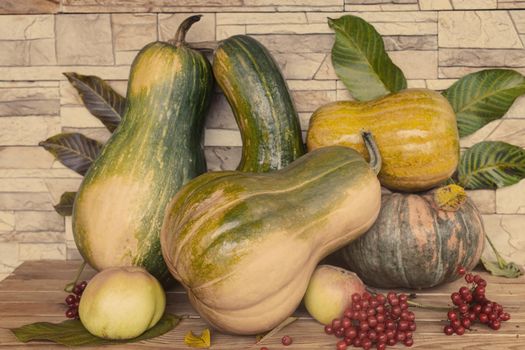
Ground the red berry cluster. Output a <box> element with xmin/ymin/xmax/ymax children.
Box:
<box><xmin>325</xmin><ymin>292</ymin><xmax>416</xmax><ymax>350</ymax></box>
<box><xmin>64</xmin><ymin>280</ymin><xmax>87</xmax><ymax>319</ymax></box>
<box><xmin>444</xmin><ymin>267</ymin><xmax>510</xmax><ymax>335</ymax></box>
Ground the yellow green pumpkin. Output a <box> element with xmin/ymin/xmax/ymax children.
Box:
<box><xmin>307</xmin><ymin>88</ymin><xmax>459</xmax><ymax>192</ymax></box>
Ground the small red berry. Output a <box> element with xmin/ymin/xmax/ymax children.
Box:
<box><xmin>447</xmin><ymin>310</ymin><xmax>458</xmax><ymax>321</ymax></box>
<box><xmin>344</xmin><ymin>327</ymin><xmax>357</xmax><ymax>339</ymax></box>
<box><xmin>461</xmin><ymin>318</ymin><xmax>471</xmax><ymax>328</ymax></box>
<box><xmin>281</xmin><ymin>335</ymin><xmax>292</xmax><ymax>346</ymax></box>
<box><xmin>336</xmin><ymin>340</ymin><xmax>347</xmax><ymax>350</ymax></box>
<box><xmin>444</xmin><ymin>325</ymin><xmax>454</xmax><ymax>335</ymax></box>
<box><xmin>65</xmin><ymin>294</ymin><xmax>76</xmax><ymax>305</ymax></box>
<box><xmin>404</xmin><ymin>338</ymin><xmax>414</xmax><ymax>347</ymax></box>
<box><xmin>260</xmin><ymin>347</ymin><xmax>269</xmax><ymax>350</ymax></box>
<box><xmin>489</xmin><ymin>320</ymin><xmax>501</xmax><ymax>330</ymax></box>
<box><xmin>465</xmin><ymin>273</ymin><xmax>474</xmax><ymax>283</ymax></box>
<box><xmin>324</xmin><ymin>325</ymin><xmax>333</xmax><ymax>334</ymax></box>
<box><xmin>479</xmin><ymin>313</ymin><xmax>489</xmax><ymax>324</ymax></box>
<box><xmin>500</xmin><ymin>312</ymin><xmax>511</xmax><ymax>321</ymax></box>
<box><xmin>457</xmin><ymin>266</ymin><xmax>466</xmax><ymax>275</ymax></box>
<box><xmin>455</xmin><ymin>326</ymin><xmax>466</xmax><ymax>335</ymax></box>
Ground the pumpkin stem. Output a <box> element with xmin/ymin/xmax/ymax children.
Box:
<box><xmin>433</xmin><ymin>184</ymin><xmax>467</xmax><ymax>212</ymax></box>
<box><xmin>361</xmin><ymin>131</ymin><xmax>381</xmax><ymax>175</ymax></box>
<box><xmin>171</xmin><ymin>15</ymin><xmax>202</xmax><ymax>47</ymax></box>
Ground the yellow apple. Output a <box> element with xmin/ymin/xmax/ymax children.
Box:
<box><xmin>304</xmin><ymin>265</ymin><xmax>365</xmax><ymax>325</ymax></box>
<box><xmin>79</xmin><ymin>266</ymin><xmax>165</xmax><ymax>339</ymax></box>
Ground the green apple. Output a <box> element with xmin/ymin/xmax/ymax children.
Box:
<box><xmin>304</xmin><ymin>265</ymin><xmax>365</xmax><ymax>325</ymax></box>
<box><xmin>79</xmin><ymin>266</ymin><xmax>165</xmax><ymax>339</ymax></box>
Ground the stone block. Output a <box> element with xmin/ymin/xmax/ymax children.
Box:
<box><xmin>0</xmin><ymin>179</ymin><xmax>47</xmax><ymax>192</ymax></box>
<box><xmin>482</xmin><ymin>214</ymin><xmax>525</xmax><ymax>267</ymax></box>
<box><xmin>0</xmin><ymin>116</ymin><xmax>60</xmax><ymax>146</ymax></box>
<box><xmin>439</xmin><ymin>48</ymin><xmax>525</xmax><ymax>67</ymax></box>
<box><xmin>459</xmin><ymin>119</ymin><xmax>501</xmax><ymax>148</ymax></box>
<box><xmin>0</xmin><ymin>66</ymin><xmax>133</xmax><ymax>81</ymax></box>
<box><xmin>61</xmin><ymin>107</ymin><xmax>105</xmax><ymax>128</ymax></box>
<box><xmin>205</xmin><ymin>129</ymin><xmax>242</xmax><ymax>147</ymax></box>
<box><xmin>0</xmin><ymin>0</ymin><xmax>59</xmax><ymax>14</ymax></box>
<box><xmin>439</xmin><ymin>11</ymin><xmax>522</xmax><ymax>48</ymax></box>
<box><xmin>288</xmin><ymin>80</ymin><xmax>336</xmax><ymax>91</ymax></box>
<box><xmin>0</xmin><ymin>193</ymin><xmax>54</xmax><ymax>211</ymax></box>
<box><xmin>383</xmin><ymin>35</ymin><xmax>438</xmax><ymax>51</ymax></box>
<box><xmin>1</xmin><ymin>231</ymin><xmax>65</xmax><ymax>243</ymax></box>
<box><xmin>0</xmin><ymin>243</ymin><xmax>19</xmax><ymax>273</ymax></box>
<box><xmin>0</xmin><ymin>211</ymin><xmax>15</xmax><ymax>233</ymax></box>
<box><xmin>0</xmin><ymin>15</ymin><xmax>54</xmax><ymax>40</ymax></box>
<box><xmin>451</xmin><ymin>0</ymin><xmax>497</xmax><ymax>9</ymax></box>
<box><xmin>419</xmin><ymin>0</ymin><xmax>452</xmax><ymax>10</ymax></box>
<box><xmin>485</xmin><ymin>119</ymin><xmax>525</xmax><ymax>147</ymax></box>
<box><xmin>510</xmin><ymin>11</ymin><xmax>525</xmax><ymax>33</ymax></box>
<box><xmin>389</xmin><ymin>51</ymin><xmax>437</xmax><ymax>79</ymax></box>
<box><xmin>504</xmin><ymin>94</ymin><xmax>525</xmax><ymax>118</ymax></box>
<box><xmin>247</xmin><ymin>23</ymin><xmax>331</xmax><ymax>35</ymax></box>
<box><xmin>372</xmin><ymin>22</ymin><xmax>437</xmax><ymax>35</ymax></box>
<box><xmin>0</xmin><ymin>147</ymin><xmax>56</xmax><ymax>169</ymax></box>
<box><xmin>425</xmin><ymin>79</ymin><xmax>457</xmax><ymax>91</ymax></box>
<box><xmin>496</xmin><ymin>179</ymin><xmax>525</xmax><ymax>214</ymax></box>
<box><xmin>273</xmin><ymin>53</ymin><xmax>326</xmax><ymax>79</ymax></box>
<box><xmin>159</xmin><ymin>13</ymin><xmax>215</xmax><ymax>42</ymax></box>
<box><xmin>314</xmin><ymin>54</ymin><xmax>337</xmax><ymax>80</ymax></box>
<box><xmin>217</xmin><ymin>12</ymin><xmax>306</xmax><ymax>25</ymax></box>
<box><xmin>292</xmin><ymin>90</ymin><xmax>336</xmax><ymax>112</ymax></box>
<box><xmin>0</xmin><ymin>86</ymin><xmax>59</xmax><ymax>116</ymax></box>
<box><xmin>216</xmin><ymin>25</ymin><xmax>246</xmax><ymax>40</ymax></box>
<box><xmin>65</xmin><ymin>217</ymin><xmax>73</xmax><ymax>241</ymax></box>
<box><xmin>467</xmin><ymin>189</ymin><xmax>496</xmax><ymax>214</ymax></box>
<box><xmin>498</xmin><ymin>0</ymin><xmax>525</xmax><ymax>9</ymax></box>
<box><xmin>56</xmin><ymin>14</ymin><xmax>114</xmax><ymax>65</ymax></box>
<box><xmin>0</xmin><ymin>169</ymin><xmax>80</xmax><ymax>179</ymax></box>
<box><xmin>67</xmin><ymin>241</ymin><xmax>82</xmax><ymax>260</ymax></box>
<box><xmin>115</xmin><ymin>51</ymin><xmax>138</xmax><ymax>65</ymax></box>
<box><xmin>19</xmin><ymin>243</ymin><xmax>66</xmax><ymax>260</ymax></box>
<box><xmin>15</xmin><ymin>211</ymin><xmax>64</xmax><ymax>232</ymax></box>
<box><xmin>0</xmin><ymin>39</ymin><xmax>56</xmax><ymax>66</ymax></box>
<box><xmin>205</xmin><ymin>94</ymin><xmax>237</xmax><ymax>130</ymax></box>
<box><xmin>44</xmin><ymin>178</ymin><xmax>82</xmax><ymax>204</ymax></box>
<box><xmin>251</xmin><ymin>34</ymin><xmax>333</xmax><ymax>53</ymax></box>
<box><xmin>112</xmin><ymin>14</ymin><xmax>157</xmax><ymax>51</ymax></box>
<box><xmin>205</xmin><ymin>146</ymin><xmax>242</xmax><ymax>171</ymax></box>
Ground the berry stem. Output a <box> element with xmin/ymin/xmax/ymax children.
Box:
<box><xmin>407</xmin><ymin>300</ymin><xmax>450</xmax><ymax>312</ymax></box>
<box><xmin>64</xmin><ymin>260</ymin><xmax>86</xmax><ymax>293</ymax></box>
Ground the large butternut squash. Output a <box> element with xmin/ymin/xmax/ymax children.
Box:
<box><xmin>160</xmin><ymin>132</ymin><xmax>382</xmax><ymax>335</ymax></box>
<box><xmin>307</xmin><ymin>88</ymin><xmax>459</xmax><ymax>192</ymax></box>
<box><xmin>72</xmin><ymin>16</ymin><xmax>213</xmax><ymax>283</ymax></box>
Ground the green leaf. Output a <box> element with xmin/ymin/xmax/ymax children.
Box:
<box><xmin>39</xmin><ymin>133</ymin><xmax>103</xmax><ymax>176</ymax></box>
<box><xmin>481</xmin><ymin>257</ymin><xmax>524</xmax><ymax>278</ymax></box>
<box><xmin>458</xmin><ymin>141</ymin><xmax>525</xmax><ymax>189</ymax></box>
<box><xmin>443</xmin><ymin>69</ymin><xmax>525</xmax><ymax>137</ymax></box>
<box><xmin>184</xmin><ymin>329</ymin><xmax>211</xmax><ymax>348</ymax></box>
<box><xmin>54</xmin><ymin>192</ymin><xmax>76</xmax><ymax>216</ymax></box>
<box><xmin>328</xmin><ymin>15</ymin><xmax>407</xmax><ymax>101</ymax></box>
<box><xmin>64</xmin><ymin>72</ymin><xmax>125</xmax><ymax>132</ymax></box>
<box><xmin>11</xmin><ymin>313</ymin><xmax>180</xmax><ymax>346</ymax></box>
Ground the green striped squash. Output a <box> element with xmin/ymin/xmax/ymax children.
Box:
<box><xmin>213</xmin><ymin>35</ymin><xmax>305</xmax><ymax>172</ymax></box>
<box><xmin>161</xmin><ymin>133</ymin><xmax>382</xmax><ymax>335</ymax></box>
<box><xmin>72</xmin><ymin>16</ymin><xmax>213</xmax><ymax>284</ymax></box>
<box><xmin>339</xmin><ymin>191</ymin><xmax>485</xmax><ymax>289</ymax></box>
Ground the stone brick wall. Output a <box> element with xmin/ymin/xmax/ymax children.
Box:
<box><xmin>1</xmin><ymin>0</ymin><xmax>524</xmax><ymax>280</ymax></box>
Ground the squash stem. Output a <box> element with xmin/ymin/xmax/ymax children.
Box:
<box><xmin>171</xmin><ymin>15</ymin><xmax>202</xmax><ymax>47</ymax></box>
<box><xmin>361</xmin><ymin>131</ymin><xmax>382</xmax><ymax>175</ymax></box>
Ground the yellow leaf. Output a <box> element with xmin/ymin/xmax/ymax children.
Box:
<box><xmin>184</xmin><ymin>329</ymin><xmax>211</xmax><ymax>348</ymax></box>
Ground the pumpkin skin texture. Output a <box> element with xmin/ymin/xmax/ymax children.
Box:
<box><xmin>307</xmin><ymin>88</ymin><xmax>459</xmax><ymax>192</ymax></box>
<box><xmin>72</xmin><ymin>16</ymin><xmax>213</xmax><ymax>284</ymax></box>
<box><xmin>160</xmin><ymin>144</ymin><xmax>381</xmax><ymax>335</ymax></box>
<box><xmin>213</xmin><ymin>35</ymin><xmax>305</xmax><ymax>172</ymax></box>
<box><xmin>339</xmin><ymin>192</ymin><xmax>485</xmax><ymax>289</ymax></box>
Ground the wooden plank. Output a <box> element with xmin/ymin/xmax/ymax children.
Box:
<box><xmin>0</xmin><ymin>0</ymin><xmax>59</xmax><ymax>14</ymax></box>
<box><xmin>1</xmin><ymin>261</ymin><xmax>524</xmax><ymax>349</ymax></box>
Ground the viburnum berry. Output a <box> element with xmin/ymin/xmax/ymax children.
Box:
<box><xmin>281</xmin><ymin>335</ymin><xmax>293</xmax><ymax>346</ymax></box>
<box><xmin>64</xmin><ymin>280</ymin><xmax>88</xmax><ymax>320</ymax></box>
<box><xmin>442</xmin><ymin>266</ymin><xmax>510</xmax><ymax>336</ymax></box>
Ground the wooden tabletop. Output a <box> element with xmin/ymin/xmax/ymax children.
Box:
<box><xmin>0</xmin><ymin>260</ymin><xmax>523</xmax><ymax>349</ymax></box>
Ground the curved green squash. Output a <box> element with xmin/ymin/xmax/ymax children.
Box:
<box><xmin>339</xmin><ymin>190</ymin><xmax>485</xmax><ymax>289</ymax></box>
<box><xmin>72</xmin><ymin>16</ymin><xmax>213</xmax><ymax>284</ymax></box>
<box><xmin>160</xmin><ymin>133</ymin><xmax>381</xmax><ymax>335</ymax></box>
<box><xmin>213</xmin><ymin>35</ymin><xmax>305</xmax><ymax>172</ymax></box>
